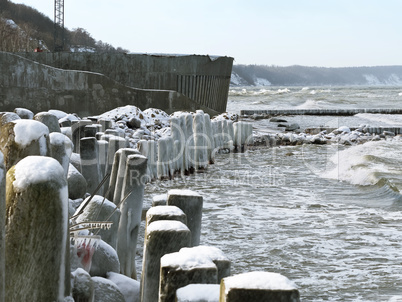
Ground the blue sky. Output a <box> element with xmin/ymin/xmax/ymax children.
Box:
<box><xmin>12</xmin><ymin>0</ymin><xmax>402</xmax><ymax>67</ymax></box>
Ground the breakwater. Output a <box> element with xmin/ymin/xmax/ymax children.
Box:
<box><xmin>241</xmin><ymin>108</ymin><xmax>402</xmax><ymax>116</ymax></box>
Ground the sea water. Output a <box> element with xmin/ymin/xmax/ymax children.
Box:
<box><xmin>143</xmin><ymin>86</ymin><xmax>402</xmax><ymax>301</ymax></box>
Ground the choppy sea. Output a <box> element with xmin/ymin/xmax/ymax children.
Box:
<box><xmin>143</xmin><ymin>86</ymin><xmax>402</xmax><ymax>301</ymax></box>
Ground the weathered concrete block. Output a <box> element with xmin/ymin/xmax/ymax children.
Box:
<box><xmin>92</xmin><ymin>277</ymin><xmax>126</xmax><ymax>302</ymax></box>
<box><xmin>0</xmin><ymin>112</ymin><xmax>20</xmax><ymax>126</ymax></box>
<box><xmin>80</xmin><ymin>137</ymin><xmax>101</xmax><ymax>194</ymax></box>
<box><xmin>0</xmin><ymin>119</ymin><xmax>50</xmax><ymax>170</ymax></box>
<box><xmin>34</xmin><ymin>111</ymin><xmax>61</xmax><ymax>133</ymax></box>
<box><xmin>67</xmin><ymin>163</ymin><xmax>87</xmax><ymax>199</ymax></box>
<box><xmin>159</xmin><ymin>249</ymin><xmax>218</xmax><ymax>302</ymax></box>
<box><xmin>5</xmin><ymin>156</ymin><xmax>69</xmax><ymax>302</ymax></box>
<box><xmin>72</xmin><ymin>119</ymin><xmax>93</xmax><ymax>153</ymax></box>
<box><xmin>152</xmin><ymin>193</ymin><xmax>167</xmax><ymax>206</ymax></box>
<box><xmin>84</xmin><ymin>124</ymin><xmax>102</xmax><ymax>137</ymax></box>
<box><xmin>71</xmin><ymin>268</ymin><xmax>94</xmax><ymax>301</ymax></box>
<box><xmin>14</xmin><ymin>108</ymin><xmax>33</xmax><ymax>119</ymax></box>
<box><xmin>167</xmin><ymin>189</ymin><xmax>203</xmax><ymax>246</ymax></box>
<box><xmin>90</xmin><ymin>239</ymin><xmax>120</xmax><ymax>278</ymax></box>
<box><xmin>219</xmin><ymin>272</ymin><xmax>300</xmax><ymax>302</ymax></box>
<box><xmin>107</xmin><ymin>272</ymin><xmax>140</xmax><ymax>302</ymax></box>
<box><xmin>75</xmin><ymin>195</ymin><xmax>120</xmax><ymax>249</ymax></box>
<box><xmin>140</xmin><ymin>220</ymin><xmax>191</xmax><ymax>302</ymax></box>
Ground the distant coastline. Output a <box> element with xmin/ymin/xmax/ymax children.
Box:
<box><xmin>231</xmin><ymin>64</ymin><xmax>402</xmax><ymax>86</ymax></box>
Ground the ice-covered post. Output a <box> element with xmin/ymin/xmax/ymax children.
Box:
<box><xmin>140</xmin><ymin>220</ymin><xmax>191</xmax><ymax>302</ymax></box>
<box><xmin>105</xmin><ymin>136</ymin><xmax>128</xmax><ymax>177</ymax></box>
<box><xmin>157</xmin><ymin>137</ymin><xmax>172</xmax><ymax>180</ymax></box>
<box><xmin>0</xmin><ymin>119</ymin><xmax>50</xmax><ymax>170</ymax></box>
<box><xmin>80</xmin><ymin>137</ymin><xmax>101</xmax><ymax>194</ymax></box>
<box><xmin>5</xmin><ymin>156</ymin><xmax>69</xmax><ymax>302</ymax></box>
<box><xmin>112</xmin><ymin>148</ymin><xmax>140</xmax><ymax>205</ymax></box>
<box><xmin>184</xmin><ymin>113</ymin><xmax>194</xmax><ymax>173</ymax></box>
<box><xmin>49</xmin><ymin>132</ymin><xmax>73</xmax><ymax>177</ymax></box>
<box><xmin>116</xmin><ymin>154</ymin><xmax>147</xmax><ymax>279</ymax></box>
<box><xmin>0</xmin><ymin>151</ymin><xmax>5</xmax><ymax>302</ymax></box>
<box><xmin>159</xmin><ymin>249</ymin><xmax>218</xmax><ymax>302</ymax></box>
<box><xmin>219</xmin><ymin>272</ymin><xmax>300</xmax><ymax>302</ymax></box>
<box><xmin>193</xmin><ymin>110</ymin><xmax>208</xmax><ymax>170</ymax></box>
<box><xmin>204</xmin><ymin>113</ymin><xmax>215</xmax><ymax>164</ymax></box>
<box><xmin>167</xmin><ymin>189</ymin><xmax>203</xmax><ymax>246</ymax></box>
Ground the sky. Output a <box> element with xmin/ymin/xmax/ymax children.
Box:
<box><xmin>11</xmin><ymin>0</ymin><xmax>402</xmax><ymax>67</ymax></box>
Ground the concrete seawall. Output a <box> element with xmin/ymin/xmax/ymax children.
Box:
<box><xmin>0</xmin><ymin>52</ymin><xmax>223</xmax><ymax>117</ymax></box>
<box><xmin>18</xmin><ymin>52</ymin><xmax>234</xmax><ymax>114</ymax></box>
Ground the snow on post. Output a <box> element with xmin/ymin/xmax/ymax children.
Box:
<box><xmin>176</xmin><ymin>284</ymin><xmax>220</xmax><ymax>302</ymax></box>
<box><xmin>220</xmin><ymin>272</ymin><xmax>300</xmax><ymax>302</ymax></box>
<box><xmin>141</xmin><ymin>220</ymin><xmax>191</xmax><ymax>302</ymax></box>
<box><xmin>112</xmin><ymin>148</ymin><xmax>140</xmax><ymax>205</ymax></box>
<box><xmin>152</xmin><ymin>193</ymin><xmax>167</xmax><ymax>206</ymax></box>
<box><xmin>5</xmin><ymin>156</ymin><xmax>69</xmax><ymax>302</ymax></box>
<box><xmin>0</xmin><ymin>151</ymin><xmax>4</xmax><ymax>302</ymax></box>
<box><xmin>145</xmin><ymin>206</ymin><xmax>187</xmax><ymax>227</ymax></box>
<box><xmin>159</xmin><ymin>248</ymin><xmax>218</xmax><ymax>302</ymax></box>
<box><xmin>167</xmin><ymin>189</ymin><xmax>203</xmax><ymax>246</ymax></box>
<box><xmin>0</xmin><ymin>119</ymin><xmax>50</xmax><ymax>170</ymax></box>
<box><xmin>179</xmin><ymin>246</ymin><xmax>230</xmax><ymax>283</ymax></box>
<box><xmin>80</xmin><ymin>137</ymin><xmax>101</xmax><ymax>194</ymax></box>
<box><xmin>116</xmin><ymin>154</ymin><xmax>147</xmax><ymax>279</ymax></box>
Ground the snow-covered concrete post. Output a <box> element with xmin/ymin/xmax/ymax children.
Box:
<box><xmin>116</xmin><ymin>154</ymin><xmax>147</xmax><ymax>279</ymax></box>
<box><xmin>5</xmin><ymin>156</ymin><xmax>69</xmax><ymax>302</ymax></box>
<box><xmin>112</xmin><ymin>148</ymin><xmax>140</xmax><ymax>205</ymax></box>
<box><xmin>98</xmin><ymin>118</ymin><xmax>113</xmax><ymax>132</ymax></box>
<box><xmin>152</xmin><ymin>193</ymin><xmax>168</xmax><ymax>207</ymax></box>
<box><xmin>49</xmin><ymin>132</ymin><xmax>73</xmax><ymax>177</ymax></box>
<box><xmin>179</xmin><ymin>246</ymin><xmax>230</xmax><ymax>283</ymax></box>
<box><xmin>0</xmin><ymin>151</ymin><xmax>5</xmax><ymax>302</ymax></box>
<box><xmin>140</xmin><ymin>220</ymin><xmax>191</xmax><ymax>302</ymax></box>
<box><xmin>0</xmin><ymin>119</ymin><xmax>50</xmax><ymax>170</ymax></box>
<box><xmin>159</xmin><ymin>249</ymin><xmax>218</xmax><ymax>302</ymax></box>
<box><xmin>106</xmin><ymin>150</ymin><xmax>122</xmax><ymax>201</ymax></box>
<box><xmin>84</xmin><ymin>124</ymin><xmax>102</xmax><ymax>138</ymax></box>
<box><xmin>80</xmin><ymin>137</ymin><xmax>101</xmax><ymax>194</ymax></box>
<box><xmin>145</xmin><ymin>206</ymin><xmax>187</xmax><ymax>227</ymax></box>
<box><xmin>97</xmin><ymin>139</ymin><xmax>109</xmax><ymax>181</ymax></box>
<box><xmin>167</xmin><ymin>189</ymin><xmax>203</xmax><ymax>246</ymax></box>
<box><xmin>219</xmin><ymin>272</ymin><xmax>300</xmax><ymax>302</ymax></box>
<box><xmin>33</xmin><ymin>112</ymin><xmax>61</xmax><ymax>133</ymax></box>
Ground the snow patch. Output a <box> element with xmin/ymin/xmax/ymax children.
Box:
<box><xmin>13</xmin><ymin>156</ymin><xmax>66</xmax><ymax>191</ymax></box>
<box><xmin>176</xmin><ymin>284</ymin><xmax>220</xmax><ymax>302</ymax></box>
<box><xmin>223</xmin><ymin>272</ymin><xmax>297</xmax><ymax>292</ymax></box>
<box><xmin>254</xmin><ymin>77</ymin><xmax>271</xmax><ymax>86</ymax></box>
<box><xmin>147</xmin><ymin>220</ymin><xmax>189</xmax><ymax>233</ymax></box>
<box><xmin>13</xmin><ymin>119</ymin><xmax>49</xmax><ymax>148</ymax></box>
<box><xmin>146</xmin><ymin>205</ymin><xmax>185</xmax><ymax>217</ymax></box>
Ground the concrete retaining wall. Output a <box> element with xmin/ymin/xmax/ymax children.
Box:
<box><xmin>0</xmin><ymin>52</ymin><xmax>222</xmax><ymax>117</ymax></box>
<box><xmin>18</xmin><ymin>52</ymin><xmax>234</xmax><ymax>113</ymax></box>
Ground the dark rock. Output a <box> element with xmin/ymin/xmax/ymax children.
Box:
<box><xmin>127</xmin><ymin>117</ymin><xmax>142</xmax><ymax>129</ymax></box>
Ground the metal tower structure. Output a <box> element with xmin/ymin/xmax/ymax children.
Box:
<box><xmin>53</xmin><ymin>0</ymin><xmax>64</xmax><ymax>52</ymax></box>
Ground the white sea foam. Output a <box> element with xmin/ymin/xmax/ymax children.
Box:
<box><xmin>322</xmin><ymin>140</ymin><xmax>402</xmax><ymax>188</ymax></box>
